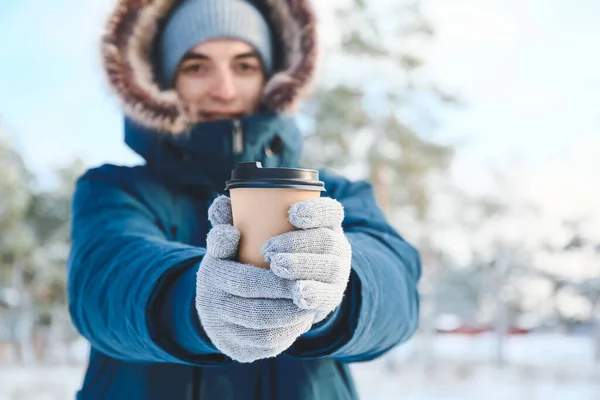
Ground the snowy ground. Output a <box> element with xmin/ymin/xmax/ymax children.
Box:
<box><xmin>1</xmin><ymin>334</ymin><xmax>599</xmax><ymax>399</ymax></box>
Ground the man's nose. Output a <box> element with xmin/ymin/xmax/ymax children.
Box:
<box><xmin>209</xmin><ymin>71</ymin><xmax>236</xmax><ymax>102</ymax></box>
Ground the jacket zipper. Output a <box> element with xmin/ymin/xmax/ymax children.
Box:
<box><xmin>270</xmin><ymin>359</ymin><xmax>277</xmax><ymax>400</ymax></box>
<box><xmin>191</xmin><ymin>368</ymin><xmax>199</xmax><ymax>399</ymax></box>
<box><xmin>232</xmin><ymin>119</ymin><xmax>244</xmax><ymax>155</ymax></box>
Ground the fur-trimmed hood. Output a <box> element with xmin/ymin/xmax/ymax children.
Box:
<box><xmin>101</xmin><ymin>0</ymin><xmax>319</xmax><ymax>134</ymax></box>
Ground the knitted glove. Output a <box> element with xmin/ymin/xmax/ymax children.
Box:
<box><xmin>262</xmin><ymin>197</ymin><xmax>352</xmax><ymax>324</ymax></box>
<box><xmin>195</xmin><ymin>196</ymin><xmax>314</xmax><ymax>363</ymax></box>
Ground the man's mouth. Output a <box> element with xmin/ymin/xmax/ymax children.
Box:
<box><xmin>200</xmin><ymin>112</ymin><xmax>244</xmax><ymax>122</ymax></box>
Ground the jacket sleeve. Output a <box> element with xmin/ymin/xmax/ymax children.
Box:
<box><xmin>67</xmin><ymin>166</ymin><xmax>230</xmax><ymax>365</ymax></box>
<box><xmin>286</xmin><ymin>172</ymin><xmax>421</xmax><ymax>362</ymax></box>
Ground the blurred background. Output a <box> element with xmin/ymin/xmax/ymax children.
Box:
<box><xmin>1</xmin><ymin>0</ymin><xmax>600</xmax><ymax>398</ymax></box>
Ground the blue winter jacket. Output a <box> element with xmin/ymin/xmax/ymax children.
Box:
<box><xmin>66</xmin><ymin>113</ymin><xmax>421</xmax><ymax>399</ymax></box>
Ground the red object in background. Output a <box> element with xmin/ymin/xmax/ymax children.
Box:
<box><xmin>436</xmin><ymin>324</ymin><xmax>530</xmax><ymax>335</ymax></box>
<box><xmin>437</xmin><ymin>325</ymin><xmax>490</xmax><ymax>335</ymax></box>
<box><xmin>507</xmin><ymin>327</ymin><xmax>530</xmax><ymax>335</ymax></box>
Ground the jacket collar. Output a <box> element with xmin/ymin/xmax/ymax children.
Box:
<box><xmin>125</xmin><ymin>112</ymin><xmax>304</xmax><ymax>193</ymax></box>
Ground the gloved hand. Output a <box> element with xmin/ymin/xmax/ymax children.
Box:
<box><xmin>196</xmin><ymin>196</ymin><xmax>313</xmax><ymax>363</ymax></box>
<box><xmin>262</xmin><ymin>197</ymin><xmax>352</xmax><ymax>324</ymax></box>
<box><xmin>195</xmin><ymin>195</ymin><xmax>352</xmax><ymax>363</ymax></box>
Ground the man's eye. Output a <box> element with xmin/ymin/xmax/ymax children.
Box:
<box><xmin>236</xmin><ymin>62</ymin><xmax>260</xmax><ymax>73</ymax></box>
<box><xmin>182</xmin><ymin>63</ymin><xmax>206</xmax><ymax>73</ymax></box>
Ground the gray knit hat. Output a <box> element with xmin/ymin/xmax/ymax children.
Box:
<box><xmin>158</xmin><ymin>0</ymin><xmax>273</xmax><ymax>88</ymax></box>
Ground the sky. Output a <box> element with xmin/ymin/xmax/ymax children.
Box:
<box><xmin>1</xmin><ymin>0</ymin><xmax>599</xmax><ymax>223</ymax></box>
<box><xmin>421</xmin><ymin>0</ymin><xmax>600</xmax><ymax>228</ymax></box>
<box><xmin>424</xmin><ymin>0</ymin><xmax>600</xmax><ymax>171</ymax></box>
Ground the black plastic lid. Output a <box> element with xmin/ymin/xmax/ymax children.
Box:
<box><xmin>225</xmin><ymin>162</ymin><xmax>326</xmax><ymax>191</ymax></box>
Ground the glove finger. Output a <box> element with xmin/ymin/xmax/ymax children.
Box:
<box><xmin>206</xmin><ymin>225</ymin><xmax>240</xmax><ymax>259</ymax></box>
<box><xmin>205</xmin><ymin>329</ymin><xmax>281</xmax><ymax>363</ymax></box>
<box><xmin>288</xmin><ymin>197</ymin><xmax>344</xmax><ymax>230</ymax></box>
<box><xmin>221</xmin><ymin>295</ymin><xmax>312</xmax><ymax>329</ymax></box>
<box><xmin>208</xmin><ymin>195</ymin><xmax>233</xmax><ymax>226</ymax></box>
<box><xmin>217</xmin><ymin>340</ymin><xmax>277</xmax><ymax>363</ymax></box>
<box><xmin>292</xmin><ymin>280</ymin><xmax>347</xmax><ymax>312</ymax></box>
<box><xmin>205</xmin><ymin>259</ymin><xmax>295</xmax><ymax>299</ymax></box>
<box><xmin>268</xmin><ymin>253</ymin><xmax>350</xmax><ymax>284</ymax></box>
<box><xmin>195</xmin><ymin>293</ymin><xmax>290</xmax><ymax>363</ymax></box>
<box><xmin>313</xmin><ymin>310</ymin><xmax>330</xmax><ymax>325</ymax></box>
<box><xmin>211</xmin><ymin>318</ymin><xmax>311</xmax><ymax>363</ymax></box>
<box><xmin>225</xmin><ymin>316</ymin><xmax>313</xmax><ymax>351</ymax></box>
<box><xmin>262</xmin><ymin>228</ymin><xmax>351</xmax><ymax>261</ymax></box>
<box><xmin>196</xmin><ymin>295</ymin><xmax>311</xmax><ymax>362</ymax></box>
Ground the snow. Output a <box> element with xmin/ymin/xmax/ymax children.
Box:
<box><xmin>351</xmin><ymin>333</ymin><xmax>600</xmax><ymax>399</ymax></box>
<box><xmin>1</xmin><ymin>334</ymin><xmax>599</xmax><ymax>399</ymax></box>
<box><xmin>352</xmin><ymin>362</ymin><xmax>600</xmax><ymax>400</ymax></box>
<box><xmin>0</xmin><ymin>365</ymin><xmax>84</xmax><ymax>400</ymax></box>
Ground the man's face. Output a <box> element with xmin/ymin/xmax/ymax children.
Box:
<box><xmin>174</xmin><ymin>39</ymin><xmax>266</xmax><ymax>122</ymax></box>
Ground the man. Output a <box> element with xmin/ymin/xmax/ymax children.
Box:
<box><xmin>67</xmin><ymin>0</ymin><xmax>422</xmax><ymax>398</ymax></box>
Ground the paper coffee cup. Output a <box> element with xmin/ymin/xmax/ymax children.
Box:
<box><xmin>225</xmin><ymin>162</ymin><xmax>326</xmax><ymax>269</ymax></box>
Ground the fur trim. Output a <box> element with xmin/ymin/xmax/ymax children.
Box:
<box><xmin>101</xmin><ymin>0</ymin><xmax>319</xmax><ymax>134</ymax></box>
